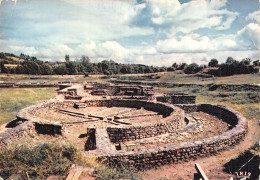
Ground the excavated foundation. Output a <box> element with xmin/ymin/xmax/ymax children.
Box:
<box><xmin>0</xmin><ymin>83</ymin><xmax>248</xmax><ymax>169</ymax></box>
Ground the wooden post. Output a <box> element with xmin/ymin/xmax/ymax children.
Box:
<box><xmin>195</xmin><ymin>163</ymin><xmax>209</xmax><ymax>180</ymax></box>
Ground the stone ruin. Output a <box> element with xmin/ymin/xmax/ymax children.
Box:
<box><xmin>0</xmin><ymin>82</ymin><xmax>248</xmax><ymax>169</ymax></box>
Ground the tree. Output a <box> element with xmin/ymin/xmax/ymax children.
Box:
<box><xmin>15</xmin><ymin>65</ymin><xmax>26</xmax><ymax>74</ymax></box>
<box><xmin>101</xmin><ymin>60</ymin><xmax>109</xmax><ymax>72</ymax></box>
<box><xmin>0</xmin><ymin>52</ymin><xmax>6</xmax><ymax>59</ymax></box>
<box><xmin>53</xmin><ymin>64</ymin><xmax>68</xmax><ymax>75</ymax></box>
<box><xmin>65</xmin><ymin>54</ymin><xmax>70</xmax><ymax>62</ymax></box>
<box><xmin>20</xmin><ymin>53</ymin><xmax>25</xmax><ymax>59</ymax></box>
<box><xmin>253</xmin><ymin>60</ymin><xmax>260</xmax><ymax>66</ymax></box>
<box><xmin>21</xmin><ymin>61</ymin><xmax>41</xmax><ymax>74</ymax></box>
<box><xmin>0</xmin><ymin>61</ymin><xmax>7</xmax><ymax>73</ymax></box>
<box><xmin>103</xmin><ymin>69</ymin><xmax>111</xmax><ymax>75</ymax></box>
<box><xmin>172</xmin><ymin>62</ymin><xmax>178</xmax><ymax>68</ymax></box>
<box><xmin>167</xmin><ymin>66</ymin><xmax>175</xmax><ymax>72</ymax></box>
<box><xmin>40</xmin><ymin>63</ymin><xmax>53</xmax><ymax>75</ymax></box>
<box><xmin>80</xmin><ymin>56</ymin><xmax>90</xmax><ymax>65</ymax></box>
<box><xmin>216</xmin><ymin>58</ymin><xmax>258</xmax><ymax>76</ymax></box>
<box><xmin>184</xmin><ymin>63</ymin><xmax>202</xmax><ymax>74</ymax></box>
<box><xmin>240</xmin><ymin>58</ymin><xmax>251</xmax><ymax>66</ymax></box>
<box><xmin>120</xmin><ymin>65</ymin><xmax>128</xmax><ymax>74</ymax></box>
<box><xmin>65</xmin><ymin>61</ymin><xmax>78</xmax><ymax>75</ymax></box>
<box><xmin>226</xmin><ymin>57</ymin><xmax>237</xmax><ymax>64</ymax></box>
<box><xmin>153</xmin><ymin>66</ymin><xmax>160</xmax><ymax>73</ymax></box>
<box><xmin>144</xmin><ymin>66</ymin><xmax>153</xmax><ymax>73</ymax></box>
<box><xmin>30</xmin><ymin>56</ymin><xmax>37</xmax><ymax>61</ymax></box>
<box><xmin>177</xmin><ymin>63</ymin><xmax>187</xmax><ymax>70</ymax></box>
<box><xmin>208</xmin><ymin>59</ymin><xmax>218</xmax><ymax>67</ymax></box>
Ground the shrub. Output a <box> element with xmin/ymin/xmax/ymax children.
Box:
<box><xmin>0</xmin><ymin>143</ymin><xmax>84</xmax><ymax>179</ymax></box>
<box><xmin>94</xmin><ymin>165</ymin><xmax>141</xmax><ymax>180</ymax></box>
<box><xmin>208</xmin><ymin>59</ymin><xmax>218</xmax><ymax>67</ymax></box>
<box><xmin>167</xmin><ymin>66</ymin><xmax>176</xmax><ymax>72</ymax></box>
<box><xmin>206</xmin><ymin>57</ymin><xmax>259</xmax><ymax>76</ymax></box>
<box><xmin>184</xmin><ymin>63</ymin><xmax>202</xmax><ymax>74</ymax></box>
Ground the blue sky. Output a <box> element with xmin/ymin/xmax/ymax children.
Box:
<box><xmin>0</xmin><ymin>0</ymin><xmax>259</xmax><ymax>66</ymax></box>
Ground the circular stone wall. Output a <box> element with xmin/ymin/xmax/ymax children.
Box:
<box><xmin>83</xmin><ymin>100</ymin><xmax>186</xmax><ymax>142</ymax></box>
<box><xmin>17</xmin><ymin>99</ymin><xmax>186</xmax><ymax>138</ymax></box>
<box><xmin>95</xmin><ymin>104</ymin><xmax>248</xmax><ymax>169</ymax></box>
<box><xmin>14</xmin><ymin>99</ymin><xmax>248</xmax><ymax>169</ymax></box>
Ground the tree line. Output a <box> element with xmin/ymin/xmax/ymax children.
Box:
<box><xmin>0</xmin><ymin>53</ymin><xmax>167</xmax><ymax>75</ymax></box>
<box><xmin>0</xmin><ymin>52</ymin><xmax>259</xmax><ymax>76</ymax></box>
<box><xmin>206</xmin><ymin>57</ymin><xmax>259</xmax><ymax>76</ymax></box>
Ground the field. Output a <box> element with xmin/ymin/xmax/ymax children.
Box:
<box><xmin>116</xmin><ymin>71</ymin><xmax>260</xmax><ymax>85</ymax></box>
<box><xmin>0</xmin><ymin>74</ymin><xmax>107</xmax><ymax>83</ymax></box>
<box><xmin>154</xmin><ymin>86</ymin><xmax>260</xmax><ymax>121</ymax></box>
<box><xmin>0</xmin><ymin>88</ymin><xmax>56</xmax><ymax>124</ymax></box>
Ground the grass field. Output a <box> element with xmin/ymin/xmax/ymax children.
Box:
<box><xmin>0</xmin><ymin>74</ymin><xmax>107</xmax><ymax>84</ymax></box>
<box><xmin>0</xmin><ymin>88</ymin><xmax>56</xmax><ymax>125</ymax></box>
<box><xmin>158</xmin><ymin>71</ymin><xmax>260</xmax><ymax>85</ymax></box>
<box><xmin>155</xmin><ymin>86</ymin><xmax>260</xmax><ymax>121</ymax></box>
<box><xmin>7</xmin><ymin>56</ymin><xmax>25</xmax><ymax>62</ymax></box>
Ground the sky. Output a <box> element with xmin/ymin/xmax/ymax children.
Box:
<box><xmin>0</xmin><ymin>0</ymin><xmax>259</xmax><ymax>66</ymax></box>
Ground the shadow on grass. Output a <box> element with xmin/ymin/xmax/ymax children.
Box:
<box><xmin>223</xmin><ymin>149</ymin><xmax>259</xmax><ymax>180</ymax></box>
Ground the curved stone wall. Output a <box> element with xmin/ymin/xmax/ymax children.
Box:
<box><xmin>84</xmin><ymin>100</ymin><xmax>175</xmax><ymax>116</ymax></box>
<box><xmin>16</xmin><ymin>100</ymin><xmax>65</xmax><ymax>135</ymax></box>
<box><xmin>0</xmin><ymin>121</ymin><xmax>33</xmax><ymax>147</ymax></box>
<box><xmin>15</xmin><ymin>99</ymin><xmax>186</xmax><ymax>138</ymax></box>
<box><xmin>96</xmin><ymin>104</ymin><xmax>248</xmax><ymax>169</ymax></box>
<box><xmin>83</xmin><ymin>100</ymin><xmax>186</xmax><ymax>142</ymax></box>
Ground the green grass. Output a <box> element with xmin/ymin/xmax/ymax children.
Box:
<box><xmin>94</xmin><ymin>165</ymin><xmax>141</xmax><ymax>180</ymax></box>
<box><xmin>0</xmin><ymin>88</ymin><xmax>56</xmax><ymax>125</ymax></box>
<box><xmin>0</xmin><ymin>142</ymin><xmax>85</xmax><ymax>179</ymax></box>
<box><xmin>223</xmin><ymin>142</ymin><xmax>259</xmax><ymax>179</ymax></box>
<box><xmin>7</xmin><ymin>56</ymin><xmax>25</xmax><ymax>62</ymax></box>
<box><xmin>0</xmin><ymin>74</ymin><xmax>108</xmax><ymax>84</ymax></box>
<box><xmin>158</xmin><ymin>71</ymin><xmax>260</xmax><ymax>85</ymax></box>
<box><xmin>0</xmin><ymin>142</ymin><xmax>141</xmax><ymax>180</ymax></box>
<box><xmin>155</xmin><ymin>86</ymin><xmax>260</xmax><ymax>120</ymax></box>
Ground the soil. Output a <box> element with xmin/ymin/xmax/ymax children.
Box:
<box><xmin>33</xmin><ymin>106</ymin><xmax>166</xmax><ymax>127</ymax></box>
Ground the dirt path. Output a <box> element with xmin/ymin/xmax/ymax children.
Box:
<box><xmin>141</xmin><ymin>119</ymin><xmax>260</xmax><ymax>180</ymax></box>
<box><xmin>0</xmin><ymin>122</ymin><xmax>8</xmax><ymax>133</ymax></box>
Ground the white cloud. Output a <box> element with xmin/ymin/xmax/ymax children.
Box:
<box><xmin>237</xmin><ymin>23</ymin><xmax>260</xmax><ymax>50</ymax></box>
<box><xmin>0</xmin><ymin>0</ymin><xmax>17</xmax><ymax>4</ymax></box>
<box><xmin>143</xmin><ymin>47</ymin><xmax>157</xmax><ymax>55</ymax></box>
<box><xmin>143</xmin><ymin>0</ymin><xmax>238</xmax><ymax>36</ymax></box>
<box><xmin>247</xmin><ymin>9</ymin><xmax>260</xmax><ymax>24</ymax></box>
<box><xmin>211</xmin><ymin>35</ymin><xmax>237</xmax><ymax>50</ymax></box>
<box><xmin>96</xmin><ymin>41</ymin><xmax>129</xmax><ymax>62</ymax></box>
<box><xmin>216</xmin><ymin>15</ymin><xmax>238</xmax><ymax>30</ymax></box>
<box><xmin>8</xmin><ymin>45</ymin><xmax>37</xmax><ymax>56</ymax></box>
<box><xmin>139</xmin><ymin>49</ymin><xmax>259</xmax><ymax>66</ymax></box>
<box><xmin>156</xmin><ymin>35</ymin><xmax>210</xmax><ymax>53</ymax></box>
<box><xmin>209</xmin><ymin>0</ymin><xmax>228</xmax><ymax>9</ymax></box>
<box><xmin>0</xmin><ymin>0</ymin><xmax>259</xmax><ymax>66</ymax></box>
<box><xmin>156</xmin><ymin>33</ymin><xmax>237</xmax><ymax>54</ymax></box>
